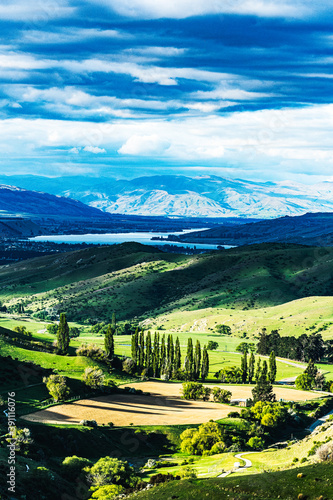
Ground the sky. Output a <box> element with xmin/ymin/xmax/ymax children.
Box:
<box><xmin>1</xmin><ymin>0</ymin><xmax>333</xmax><ymax>183</ymax></box>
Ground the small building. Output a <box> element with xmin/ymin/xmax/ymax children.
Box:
<box><xmin>230</xmin><ymin>398</ymin><xmax>250</xmax><ymax>407</ymax></box>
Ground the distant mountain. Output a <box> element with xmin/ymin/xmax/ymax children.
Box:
<box><xmin>176</xmin><ymin>212</ymin><xmax>333</xmax><ymax>246</ymax></box>
<box><xmin>0</xmin><ymin>184</ymin><xmax>108</xmax><ymax>219</ymax></box>
<box><xmin>1</xmin><ymin>174</ymin><xmax>333</xmax><ymax>219</ymax></box>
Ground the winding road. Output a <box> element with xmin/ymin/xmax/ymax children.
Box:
<box><xmin>218</xmin><ymin>452</ymin><xmax>257</xmax><ymax>477</ymax></box>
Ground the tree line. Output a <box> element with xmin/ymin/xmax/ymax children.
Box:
<box><xmin>131</xmin><ymin>330</ymin><xmax>209</xmax><ymax>381</ymax></box>
<box><xmin>256</xmin><ymin>328</ymin><xmax>333</xmax><ymax>362</ymax></box>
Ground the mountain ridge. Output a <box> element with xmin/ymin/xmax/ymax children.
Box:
<box><xmin>1</xmin><ymin>174</ymin><xmax>333</xmax><ymax>219</ymax></box>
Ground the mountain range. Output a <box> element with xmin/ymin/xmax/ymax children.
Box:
<box><xmin>1</xmin><ymin>174</ymin><xmax>333</xmax><ymax>219</ymax></box>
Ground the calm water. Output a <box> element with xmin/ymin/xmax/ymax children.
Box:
<box><xmin>30</xmin><ymin>229</ymin><xmax>232</xmax><ymax>250</ymax></box>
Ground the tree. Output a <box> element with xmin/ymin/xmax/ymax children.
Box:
<box><xmin>252</xmin><ymin>361</ymin><xmax>276</xmax><ymax>402</ymax></box>
<box><xmin>241</xmin><ymin>352</ymin><xmax>248</xmax><ymax>383</ymax></box>
<box><xmin>83</xmin><ymin>368</ymin><xmax>104</xmax><ymax>389</ymax></box>
<box><xmin>145</xmin><ymin>331</ymin><xmax>152</xmax><ymax>374</ymax></box>
<box><xmin>87</xmin><ymin>457</ymin><xmax>138</xmax><ymax>489</ymax></box>
<box><xmin>295</xmin><ymin>372</ymin><xmax>313</xmax><ymax>391</ymax></box>
<box><xmin>69</xmin><ymin>326</ymin><xmax>81</xmax><ymax>338</ymax></box>
<box><xmin>194</xmin><ymin>340</ymin><xmax>201</xmax><ymax>380</ymax></box>
<box><xmin>256</xmin><ymin>327</ymin><xmax>268</xmax><ymax>355</ymax></box>
<box><xmin>254</xmin><ymin>357</ymin><xmax>262</xmax><ymax>383</ymax></box>
<box><xmin>268</xmin><ymin>351</ymin><xmax>277</xmax><ymax>384</ymax></box>
<box><xmin>212</xmin><ymin>387</ymin><xmax>232</xmax><ymax>403</ymax></box>
<box><xmin>160</xmin><ymin>334</ymin><xmax>166</xmax><ymax>376</ymax></box>
<box><xmin>215</xmin><ymin>324</ymin><xmax>232</xmax><ymax>335</ymax></box>
<box><xmin>43</xmin><ymin>374</ymin><xmax>70</xmax><ymax>401</ymax></box>
<box><xmin>152</xmin><ymin>332</ymin><xmax>160</xmax><ymax>378</ymax></box>
<box><xmin>182</xmin><ymin>382</ymin><xmax>210</xmax><ymax>400</ymax></box>
<box><xmin>139</xmin><ymin>330</ymin><xmax>145</xmax><ymax>370</ymax></box>
<box><xmin>247</xmin><ymin>436</ymin><xmax>265</xmax><ymax>450</ymax></box>
<box><xmin>131</xmin><ymin>329</ymin><xmax>139</xmax><ymax>365</ymax></box>
<box><xmin>112</xmin><ymin>312</ymin><xmax>117</xmax><ymax>329</ymax></box>
<box><xmin>304</xmin><ymin>359</ymin><xmax>318</xmax><ymax>380</ymax></box>
<box><xmin>57</xmin><ymin>313</ymin><xmax>70</xmax><ymax>354</ymax></box>
<box><xmin>184</xmin><ymin>338</ymin><xmax>194</xmax><ymax>380</ymax></box>
<box><xmin>248</xmin><ymin>352</ymin><xmax>255</xmax><ymax>384</ymax></box>
<box><xmin>174</xmin><ymin>336</ymin><xmax>181</xmax><ymax>373</ymax></box>
<box><xmin>180</xmin><ymin>421</ymin><xmax>225</xmax><ymax>456</ymax></box>
<box><xmin>91</xmin><ymin>485</ymin><xmax>124</xmax><ymax>499</ymax></box>
<box><xmin>104</xmin><ymin>324</ymin><xmax>114</xmax><ymax>359</ymax></box>
<box><xmin>201</xmin><ymin>345</ymin><xmax>209</xmax><ymax>381</ymax></box>
<box><xmin>207</xmin><ymin>341</ymin><xmax>219</xmax><ymax>351</ymax></box>
<box><xmin>46</xmin><ymin>324</ymin><xmax>58</xmax><ymax>335</ymax></box>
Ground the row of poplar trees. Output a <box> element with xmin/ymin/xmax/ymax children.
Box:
<box><xmin>131</xmin><ymin>330</ymin><xmax>209</xmax><ymax>381</ymax></box>
<box><xmin>240</xmin><ymin>351</ymin><xmax>277</xmax><ymax>384</ymax></box>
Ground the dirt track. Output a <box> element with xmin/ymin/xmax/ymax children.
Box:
<box><xmin>22</xmin><ymin>381</ymin><xmax>321</xmax><ymax>427</ymax></box>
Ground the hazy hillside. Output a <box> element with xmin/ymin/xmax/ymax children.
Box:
<box><xmin>1</xmin><ymin>242</ymin><xmax>333</xmax><ymax>322</ymax></box>
<box><xmin>0</xmin><ymin>217</ymin><xmax>41</xmax><ymax>237</ymax></box>
<box><xmin>2</xmin><ymin>174</ymin><xmax>333</xmax><ymax>218</ymax></box>
<box><xmin>176</xmin><ymin>211</ymin><xmax>333</xmax><ymax>246</ymax></box>
<box><xmin>0</xmin><ymin>184</ymin><xmax>108</xmax><ymax>219</ymax></box>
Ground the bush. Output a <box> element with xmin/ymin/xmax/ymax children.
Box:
<box><xmin>149</xmin><ymin>473</ymin><xmax>176</xmax><ymax>484</ymax></box>
<box><xmin>295</xmin><ymin>373</ymin><xmax>313</xmax><ymax>391</ymax></box>
<box><xmin>316</xmin><ymin>442</ymin><xmax>333</xmax><ymax>462</ymax></box>
<box><xmin>43</xmin><ymin>374</ymin><xmax>70</xmax><ymax>402</ymax></box>
<box><xmin>212</xmin><ymin>387</ymin><xmax>232</xmax><ymax>404</ymax></box>
<box><xmin>80</xmin><ymin>420</ymin><xmax>98</xmax><ymax>427</ymax></box>
<box><xmin>179</xmin><ymin>466</ymin><xmax>197</xmax><ymax>479</ymax></box>
<box><xmin>86</xmin><ymin>457</ymin><xmax>138</xmax><ymax>489</ymax></box>
<box><xmin>180</xmin><ymin>421</ymin><xmax>225</xmax><ymax>456</ymax></box>
<box><xmin>247</xmin><ymin>436</ymin><xmax>265</xmax><ymax>450</ymax></box>
<box><xmin>182</xmin><ymin>382</ymin><xmax>211</xmax><ymax>401</ymax></box>
<box><xmin>82</xmin><ymin>368</ymin><xmax>105</xmax><ymax>389</ymax></box>
<box><xmin>62</xmin><ymin>456</ymin><xmax>92</xmax><ymax>479</ymax></box>
<box><xmin>76</xmin><ymin>344</ymin><xmax>107</xmax><ymax>362</ymax></box>
<box><xmin>90</xmin><ymin>484</ymin><xmax>124</xmax><ymax>499</ymax></box>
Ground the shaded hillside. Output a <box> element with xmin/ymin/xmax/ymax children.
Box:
<box><xmin>0</xmin><ymin>217</ymin><xmax>41</xmax><ymax>237</ymax></box>
<box><xmin>1</xmin><ymin>242</ymin><xmax>333</xmax><ymax>322</ymax></box>
<box><xmin>177</xmin><ymin>211</ymin><xmax>333</xmax><ymax>246</ymax></box>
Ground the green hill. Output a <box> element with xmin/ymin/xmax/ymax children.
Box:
<box><xmin>128</xmin><ymin>462</ymin><xmax>333</xmax><ymax>500</ymax></box>
<box><xmin>1</xmin><ymin>242</ymin><xmax>333</xmax><ymax>323</ymax></box>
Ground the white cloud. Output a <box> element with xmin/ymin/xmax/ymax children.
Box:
<box><xmin>22</xmin><ymin>27</ymin><xmax>128</xmax><ymax>45</ymax></box>
<box><xmin>118</xmin><ymin>134</ymin><xmax>169</xmax><ymax>155</ymax></box>
<box><xmin>69</xmin><ymin>147</ymin><xmax>80</xmax><ymax>154</ymax></box>
<box><xmin>90</xmin><ymin>0</ymin><xmax>311</xmax><ymax>19</ymax></box>
<box><xmin>1</xmin><ymin>103</ymin><xmax>333</xmax><ymax>178</ymax></box>
<box><xmin>83</xmin><ymin>146</ymin><xmax>106</xmax><ymax>154</ymax></box>
<box><xmin>0</xmin><ymin>1</ymin><xmax>75</xmax><ymax>21</ymax></box>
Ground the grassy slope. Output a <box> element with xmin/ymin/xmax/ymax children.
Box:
<box><xmin>1</xmin><ymin>243</ymin><xmax>333</xmax><ymax>323</ymax></box>
<box><xmin>129</xmin><ymin>462</ymin><xmax>333</xmax><ymax>500</ymax></box>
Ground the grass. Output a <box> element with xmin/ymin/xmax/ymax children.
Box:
<box><xmin>127</xmin><ymin>462</ymin><xmax>333</xmax><ymax>500</ymax></box>
<box><xmin>1</xmin><ymin>243</ymin><xmax>333</xmax><ymax>324</ymax></box>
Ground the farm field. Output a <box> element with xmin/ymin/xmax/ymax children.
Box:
<box><xmin>21</xmin><ymin>381</ymin><xmax>324</xmax><ymax>426</ymax></box>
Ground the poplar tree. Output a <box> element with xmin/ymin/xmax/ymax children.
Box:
<box><xmin>145</xmin><ymin>331</ymin><xmax>152</xmax><ymax>374</ymax></box>
<box><xmin>194</xmin><ymin>340</ymin><xmax>201</xmax><ymax>380</ymax></box>
<box><xmin>255</xmin><ymin>357</ymin><xmax>262</xmax><ymax>383</ymax></box>
<box><xmin>139</xmin><ymin>330</ymin><xmax>145</xmax><ymax>370</ymax></box>
<box><xmin>185</xmin><ymin>338</ymin><xmax>194</xmax><ymax>380</ymax></box>
<box><xmin>268</xmin><ymin>351</ymin><xmax>277</xmax><ymax>383</ymax></box>
<box><xmin>131</xmin><ymin>328</ymin><xmax>139</xmax><ymax>365</ymax></box>
<box><xmin>160</xmin><ymin>334</ymin><xmax>166</xmax><ymax>376</ymax></box>
<box><xmin>241</xmin><ymin>351</ymin><xmax>248</xmax><ymax>383</ymax></box>
<box><xmin>112</xmin><ymin>312</ymin><xmax>117</xmax><ymax>329</ymax></box>
<box><xmin>248</xmin><ymin>352</ymin><xmax>255</xmax><ymax>384</ymax></box>
<box><xmin>201</xmin><ymin>345</ymin><xmax>209</xmax><ymax>381</ymax></box>
<box><xmin>252</xmin><ymin>359</ymin><xmax>276</xmax><ymax>402</ymax></box>
<box><xmin>104</xmin><ymin>324</ymin><xmax>114</xmax><ymax>359</ymax></box>
<box><xmin>57</xmin><ymin>313</ymin><xmax>70</xmax><ymax>354</ymax></box>
<box><xmin>174</xmin><ymin>337</ymin><xmax>181</xmax><ymax>374</ymax></box>
<box><xmin>152</xmin><ymin>332</ymin><xmax>160</xmax><ymax>378</ymax></box>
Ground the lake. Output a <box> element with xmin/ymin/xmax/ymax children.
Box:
<box><xmin>30</xmin><ymin>229</ymin><xmax>232</xmax><ymax>250</ymax></box>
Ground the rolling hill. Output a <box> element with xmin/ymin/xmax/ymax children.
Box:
<box><xmin>1</xmin><ymin>242</ymin><xmax>333</xmax><ymax>324</ymax></box>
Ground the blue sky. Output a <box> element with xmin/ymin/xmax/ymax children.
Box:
<box><xmin>1</xmin><ymin>0</ymin><xmax>333</xmax><ymax>183</ymax></box>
